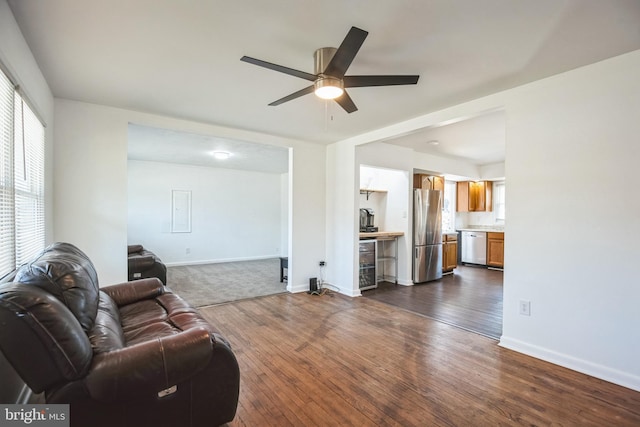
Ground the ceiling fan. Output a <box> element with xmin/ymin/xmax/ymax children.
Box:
<box><xmin>240</xmin><ymin>26</ymin><xmax>420</xmax><ymax>113</ymax></box>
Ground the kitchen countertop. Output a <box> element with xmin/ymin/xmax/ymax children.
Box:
<box><xmin>359</xmin><ymin>231</ymin><xmax>404</xmax><ymax>239</ymax></box>
<box><xmin>457</xmin><ymin>227</ymin><xmax>504</xmax><ymax>233</ymax></box>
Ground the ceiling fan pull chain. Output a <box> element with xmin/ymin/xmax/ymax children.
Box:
<box><xmin>324</xmin><ymin>99</ymin><xmax>329</xmax><ymax>132</ymax></box>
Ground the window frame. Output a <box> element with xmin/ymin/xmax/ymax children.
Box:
<box><xmin>493</xmin><ymin>180</ymin><xmax>506</xmax><ymax>221</ymax></box>
<box><xmin>0</xmin><ymin>65</ymin><xmax>46</xmax><ymax>278</ymax></box>
<box><xmin>442</xmin><ymin>180</ymin><xmax>457</xmax><ymax>232</ymax></box>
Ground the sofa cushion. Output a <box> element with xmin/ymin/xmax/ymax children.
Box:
<box><xmin>117</xmin><ymin>291</ymin><xmax>215</xmax><ymax>347</ymax></box>
<box><xmin>89</xmin><ymin>292</ymin><xmax>125</xmax><ymax>354</ymax></box>
<box><xmin>14</xmin><ymin>242</ymin><xmax>100</xmax><ymax>333</ymax></box>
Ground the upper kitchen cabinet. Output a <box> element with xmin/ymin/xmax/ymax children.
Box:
<box><xmin>413</xmin><ymin>174</ymin><xmax>444</xmax><ymax>191</ymax></box>
<box><xmin>457</xmin><ymin>181</ymin><xmax>493</xmax><ymax>212</ymax></box>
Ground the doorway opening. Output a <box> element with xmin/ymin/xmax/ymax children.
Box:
<box><xmin>358</xmin><ymin>109</ymin><xmax>506</xmax><ymax>339</ymax></box>
<box><xmin>127</xmin><ymin>123</ymin><xmax>291</xmax><ymax>307</ymax></box>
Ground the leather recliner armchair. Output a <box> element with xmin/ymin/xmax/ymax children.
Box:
<box><xmin>127</xmin><ymin>244</ymin><xmax>167</xmax><ymax>285</ymax></box>
<box><xmin>0</xmin><ymin>242</ymin><xmax>239</xmax><ymax>427</ymax></box>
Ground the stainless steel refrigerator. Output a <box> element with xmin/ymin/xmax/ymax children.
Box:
<box><xmin>413</xmin><ymin>189</ymin><xmax>443</xmax><ymax>283</ymax></box>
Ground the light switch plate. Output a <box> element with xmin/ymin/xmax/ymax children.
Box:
<box><xmin>519</xmin><ymin>300</ymin><xmax>531</xmax><ymax>316</ymax></box>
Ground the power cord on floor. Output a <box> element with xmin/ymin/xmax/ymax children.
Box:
<box><xmin>309</xmin><ymin>288</ymin><xmax>329</xmax><ymax>296</ymax></box>
<box><xmin>309</xmin><ymin>284</ymin><xmax>338</xmax><ymax>297</ymax></box>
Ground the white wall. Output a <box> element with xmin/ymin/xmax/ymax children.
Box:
<box><xmin>359</xmin><ymin>165</ymin><xmax>408</xmax><ymax>231</ymax></box>
<box><xmin>325</xmin><ymin>142</ymin><xmax>358</xmax><ymax>296</ymax></box>
<box><xmin>500</xmin><ymin>49</ymin><xmax>640</xmax><ymax>391</ymax></box>
<box><xmin>328</xmin><ymin>49</ymin><xmax>640</xmax><ymax>391</ymax></box>
<box><xmin>128</xmin><ymin>160</ymin><xmax>283</xmax><ymax>265</ymax></box>
<box><xmin>280</xmin><ymin>172</ymin><xmax>289</xmax><ymax>257</ymax></box>
<box><xmin>54</xmin><ymin>101</ymin><xmax>129</xmax><ymax>284</ymax></box>
<box><xmin>479</xmin><ymin>162</ymin><xmax>505</xmax><ymax>180</ymax></box>
<box><xmin>0</xmin><ymin>0</ymin><xmax>55</xmax><ymax>243</ymax></box>
<box><xmin>54</xmin><ymin>99</ymin><xmax>325</xmax><ymax>290</ymax></box>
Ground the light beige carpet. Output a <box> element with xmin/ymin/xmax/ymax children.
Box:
<box><xmin>166</xmin><ymin>258</ymin><xmax>287</xmax><ymax>307</ymax></box>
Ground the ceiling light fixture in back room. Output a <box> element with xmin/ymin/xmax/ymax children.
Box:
<box><xmin>241</xmin><ymin>26</ymin><xmax>420</xmax><ymax>113</ymax></box>
<box><xmin>212</xmin><ymin>151</ymin><xmax>231</xmax><ymax>160</ymax></box>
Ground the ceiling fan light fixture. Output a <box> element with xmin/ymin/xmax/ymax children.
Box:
<box><xmin>314</xmin><ymin>77</ymin><xmax>344</xmax><ymax>100</ymax></box>
<box><xmin>241</xmin><ymin>26</ymin><xmax>419</xmax><ymax>113</ymax></box>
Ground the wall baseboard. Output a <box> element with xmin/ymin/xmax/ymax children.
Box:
<box><xmin>287</xmin><ymin>281</ymin><xmax>362</xmax><ymax>297</ymax></box>
<box><xmin>165</xmin><ymin>254</ymin><xmax>282</xmax><ymax>268</ymax></box>
<box><xmin>499</xmin><ymin>336</ymin><xmax>640</xmax><ymax>392</ymax></box>
<box><xmin>288</xmin><ymin>282</ymin><xmax>309</xmax><ymax>294</ymax></box>
<box><xmin>328</xmin><ymin>282</ymin><xmax>361</xmax><ymax>297</ymax></box>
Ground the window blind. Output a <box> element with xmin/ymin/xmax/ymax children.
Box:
<box><xmin>0</xmin><ymin>67</ymin><xmax>45</xmax><ymax>278</ymax></box>
<box><xmin>0</xmin><ymin>70</ymin><xmax>15</xmax><ymax>277</ymax></box>
<box><xmin>14</xmin><ymin>92</ymin><xmax>45</xmax><ymax>266</ymax></box>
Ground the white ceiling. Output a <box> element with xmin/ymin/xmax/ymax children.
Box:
<box><xmin>392</xmin><ymin>109</ymin><xmax>507</xmax><ymax>165</ymax></box>
<box><xmin>7</xmin><ymin>0</ymin><xmax>640</xmax><ymax>168</ymax></box>
<box><xmin>128</xmin><ymin>124</ymin><xmax>289</xmax><ymax>174</ymax></box>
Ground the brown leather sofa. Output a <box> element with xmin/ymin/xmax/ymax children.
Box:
<box><xmin>127</xmin><ymin>244</ymin><xmax>167</xmax><ymax>285</ymax></box>
<box><xmin>0</xmin><ymin>242</ymin><xmax>239</xmax><ymax>426</ymax></box>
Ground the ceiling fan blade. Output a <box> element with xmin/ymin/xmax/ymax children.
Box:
<box><xmin>334</xmin><ymin>90</ymin><xmax>358</xmax><ymax>114</ymax></box>
<box><xmin>344</xmin><ymin>75</ymin><xmax>420</xmax><ymax>87</ymax></box>
<box><xmin>241</xmin><ymin>56</ymin><xmax>317</xmax><ymax>81</ymax></box>
<box><xmin>323</xmin><ymin>27</ymin><xmax>368</xmax><ymax>78</ymax></box>
<box><xmin>268</xmin><ymin>85</ymin><xmax>315</xmax><ymax>106</ymax></box>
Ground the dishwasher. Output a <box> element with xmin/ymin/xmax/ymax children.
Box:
<box><xmin>461</xmin><ymin>231</ymin><xmax>487</xmax><ymax>265</ymax></box>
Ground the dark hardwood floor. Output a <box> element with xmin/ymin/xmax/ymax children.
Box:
<box><xmin>363</xmin><ymin>265</ymin><xmax>503</xmax><ymax>339</ymax></box>
<box><xmin>200</xmin><ymin>292</ymin><xmax>640</xmax><ymax>426</ymax></box>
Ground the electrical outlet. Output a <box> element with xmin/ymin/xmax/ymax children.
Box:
<box><xmin>186</xmin><ymin>248</ymin><xmax>191</xmax><ymax>255</ymax></box>
<box><xmin>319</xmin><ymin>261</ymin><xmax>325</xmax><ymax>267</ymax></box>
<box><xmin>519</xmin><ymin>300</ymin><xmax>531</xmax><ymax>316</ymax></box>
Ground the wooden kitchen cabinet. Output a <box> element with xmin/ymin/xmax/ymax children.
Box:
<box><xmin>457</xmin><ymin>181</ymin><xmax>493</xmax><ymax>212</ymax></box>
<box><xmin>442</xmin><ymin>233</ymin><xmax>458</xmax><ymax>274</ymax></box>
<box><xmin>486</xmin><ymin>232</ymin><xmax>504</xmax><ymax>268</ymax></box>
<box><xmin>413</xmin><ymin>174</ymin><xmax>444</xmax><ymax>191</ymax></box>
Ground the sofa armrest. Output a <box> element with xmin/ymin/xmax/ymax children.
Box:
<box><xmin>127</xmin><ymin>254</ymin><xmax>155</xmax><ymax>271</ymax></box>
<box><xmin>101</xmin><ymin>278</ymin><xmax>164</xmax><ymax>306</ymax></box>
<box><xmin>85</xmin><ymin>328</ymin><xmax>213</xmax><ymax>402</ymax></box>
<box><xmin>127</xmin><ymin>244</ymin><xmax>143</xmax><ymax>254</ymax></box>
